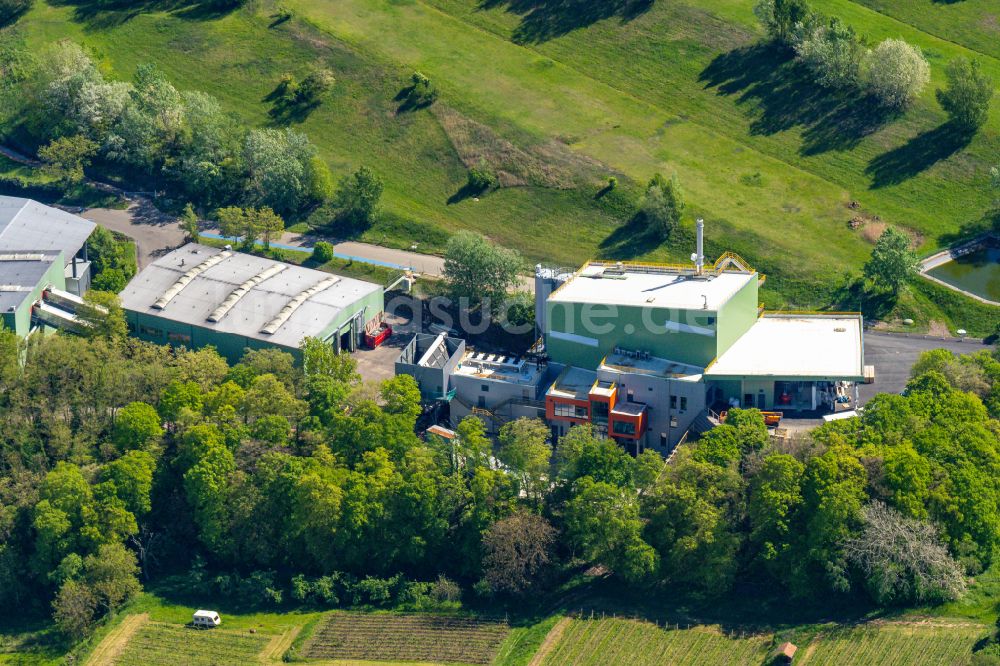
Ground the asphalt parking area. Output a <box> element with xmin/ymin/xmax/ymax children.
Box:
<box><xmin>858</xmin><ymin>332</ymin><xmax>989</xmax><ymax>404</ymax></box>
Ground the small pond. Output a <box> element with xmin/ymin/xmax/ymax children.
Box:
<box><xmin>927</xmin><ymin>244</ymin><xmax>1000</xmax><ymax>303</ymax></box>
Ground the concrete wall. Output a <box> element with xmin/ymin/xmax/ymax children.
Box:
<box><xmin>740</xmin><ymin>379</ymin><xmax>774</xmax><ymax>410</ymax></box>
<box><xmin>546</xmin><ymin>301</ymin><xmax>719</xmax><ymax>368</ymax></box>
<box><xmin>595</xmin><ymin>368</ymin><xmax>705</xmax><ymax>452</ymax></box>
<box><xmin>715</xmin><ymin>277</ymin><xmax>759</xmax><ymax>359</ymax></box>
<box><xmin>450</xmin><ymin>365</ymin><xmax>552</xmax><ymax>435</ymax></box>
<box><xmin>395</xmin><ymin>334</ymin><xmax>465</xmax><ymax>401</ymax></box>
<box><xmin>126</xmin><ymin>310</ymin><xmax>299</xmax><ymax>362</ymax></box>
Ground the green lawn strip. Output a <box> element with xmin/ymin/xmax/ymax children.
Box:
<box><xmin>909</xmin><ymin>277</ymin><xmax>1000</xmax><ymax>337</ymax></box>
<box><xmin>493</xmin><ymin>615</ymin><xmax>561</xmax><ymax>666</ymax></box>
<box><xmin>545</xmin><ymin>619</ymin><xmax>583</xmax><ymax>664</ymax></box>
<box><xmin>847</xmin><ymin>0</ymin><xmax>1000</xmax><ymax>61</ymax></box>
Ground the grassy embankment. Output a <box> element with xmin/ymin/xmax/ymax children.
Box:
<box><xmin>4</xmin><ymin>0</ymin><xmax>998</xmax><ymax>321</ymax></box>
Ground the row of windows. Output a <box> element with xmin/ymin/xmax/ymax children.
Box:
<box><xmin>620</xmin><ymin>384</ymin><xmax>688</xmax><ymax>413</ymax></box>
<box><xmin>612</xmin><ymin>421</ymin><xmax>636</xmax><ymax>436</ymax></box>
<box><xmin>139</xmin><ymin>324</ymin><xmax>163</xmax><ymax>338</ymax></box>
<box><xmin>553</xmin><ymin>403</ymin><xmax>588</xmax><ymax>419</ymax></box>
<box><xmin>138</xmin><ymin>324</ymin><xmax>191</xmax><ymax>345</ymax></box>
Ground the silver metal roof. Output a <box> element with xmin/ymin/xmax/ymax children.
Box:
<box><xmin>0</xmin><ymin>251</ymin><xmax>61</xmax><ymax>312</ymax></box>
<box><xmin>0</xmin><ymin>197</ymin><xmax>95</xmax><ymax>266</ymax></box>
<box><xmin>119</xmin><ymin>243</ymin><xmax>382</xmax><ymax>348</ymax></box>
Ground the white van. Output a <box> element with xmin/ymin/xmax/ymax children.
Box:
<box><xmin>192</xmin><ymin>610</ymin><xmax>221</xmax><ymax>628</ymax></box>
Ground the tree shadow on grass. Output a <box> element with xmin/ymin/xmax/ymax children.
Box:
<box><xmin>394</xmin><ymin>85</ymin><xmax>437</xmax><ymax>114</ymax></box>
<box><xmin>598</xmin><ymin>213</ymin><xmax>658</xmax><ymax>260</ymax></box>
<box><xmin>699</xmin><ymin>43</ymin><xmax>899</xmax><ymax>156</ymax></box>
<box><xmin>478</xmin><ymin>0</ymin><xmax>654</xmax><ymax>44</ymax></box>
<box><xmin>833</xmin><ymin>276</ymin><xmax>899</xmax><ymax>321</ymax></box>
<box><xmin>865</xmin><ymin>122</ymin><xmax>975</xmax><ymax>189</ymax></box>
<box><xmin>48</xmin><ymin>0</ymin><xmax>243</xmax><ymax>29</ymax></box>
<box><xmin>447</xmin><ymin>182</ymin><xmax>486</xmax><ymax>205</ymax></box>
<box><xmin>262</xmin><ymin>80</ymin><xmax>322</xmax><ymax>126</ymax></box>
<box><xmin>938</xmin><ymin>208</ymin><xmax>1000</xmax><ymax>248</ymax></box>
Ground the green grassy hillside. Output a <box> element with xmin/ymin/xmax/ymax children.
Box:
<box><xmin>3</xmin><ymin>0</ymin><xmax>999</xmax><ymax>310</ymax></box>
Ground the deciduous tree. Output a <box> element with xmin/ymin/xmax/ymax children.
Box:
<box><xmin>480</xmin><ymin>512</ymin><xmax>555</xmax><ymax>596</ymax></box>
<box><xmin>937</xmin><ymin>57</ymin><xmax>993</xmax><ymax>132</ymax></box>
<box><xmin>864</xmin><ymin>226</ymin><xmax>918</xmax><ymax>294</ymax></box>
<box><xmin>443</xmin><ymin>231</ymin><xmax>522</xmax><ymax>314</ymax></box>
<box><xmin>863</xmin><ymin>39</ymin><xmax>930</xmax><ymax>109</ymax></box>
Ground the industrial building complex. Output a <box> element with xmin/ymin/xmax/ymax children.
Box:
<box><xmin>3</xmin><ymin>196</ymin><xmax>865</xmax><ymax>454</ymax></box>
<box><xmin>119</xmin><ymin>243</ymin><xmax>385</xmax><ymax>361</ymax></box>
<box><xmin>397</xmin><ymin>222</ymin><xmax>865</xmax><ymax>453</ymax></box>
<box><xmin>0</xmin><ymin>196</ymin><xmax>96</xmax><ymax>337</ymax></box>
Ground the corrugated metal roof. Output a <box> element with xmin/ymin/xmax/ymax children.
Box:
<box><xmin>118</xmin><ymin>243</ymin><xmax>382</xmax><ymax>348</ymax></box>
<box><xmin>0</xmin><ymin>251</ymin><xmax>61</xmax><ymax>312</ymax></box>
<box><xmin>0</xmin><ymin>197</ymin><xmax>95</xmax><ymax>266</ymax></box>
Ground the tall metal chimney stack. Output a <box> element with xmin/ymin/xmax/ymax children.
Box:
<box><xmin>695</xmin><ymin>218</ymin><xmax>705</xmax><ymax>275</ymax></box>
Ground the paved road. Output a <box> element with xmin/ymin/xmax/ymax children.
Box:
<box><xmin>81</xmin><ymin>202</ymin><xmax>186</xmax><ymax>269</ymax></box>
<box><xmin>858</xmin><ymin>332</ymin><xmax>990</xmax><ymax>404</ymax></box>
<box><xmin>83</xmin><ymin>204</ymin><xmax>535</xmax><ymax>290</ymax></box>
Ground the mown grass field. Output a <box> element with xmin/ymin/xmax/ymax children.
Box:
<box><xmin>287</xmin><ymin>0</ymin><xmax>1000</xmax><ymax>294</ymax></box>
<box><xmin>7</xmin><ymin>1</ymin><xmax>622</xmax><ymax>269</ymax></box>
<box><xmin>112</xmin><ymin>621</ymin><xmax>271</xmax><ymax>666</ymax></box>
<box><xmin>298</xmin><ymin>611</ymin><xmax>510</xmax><ymax>664</ymax></box>
<box><xmin>3</xmin><ymin>0</ymin><xmax>998</xmax><ymax>313</ymax></box>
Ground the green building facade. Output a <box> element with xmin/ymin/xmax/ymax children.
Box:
<box><xmin>1</xmin><ymin>252</ymin><xmax>67</xmax><ymax>337</ymax></box>
<box><xmin>545</xmin><ymin>272</ymin><xmax>761</xmax><ymax>369</ymax></box>
<box><xmin>125</xmin><ymin>286</ymin><xmax>384</xmax><ymax>362</ymax></box>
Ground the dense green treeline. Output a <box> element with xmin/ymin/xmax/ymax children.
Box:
<box><xmin>2</xmin><ymin>321</ymin><xmax>1000</xmax><ymax>641</ymax></box>
<box><xmin>0</xmin><ymin>39</ymin><xmax>333</xmax><ymax>217</ymax></box>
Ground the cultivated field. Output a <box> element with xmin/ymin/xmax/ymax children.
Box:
<box><xmin>111</xmin><ymin>621</ymin><xmax>271</xmax><ymax>666</ymax></box>
<box><xmin>299</xmin><ymin>612</ymin><xmax>510</xmax><ymax>664</ymax></box>
<box><xmin>536</xmin><ymin>617</ymin><xmax>990</xmax><ymax>666</ymax></box>
<box><xmin>801</xmin><ymin>622</ymin><xmax>990</xmax><ymax>666</ymax></box>
<box><xmin>540</xmin><ymin>618</ymin><xmax>771</xmax><ymax>666</ymax></box>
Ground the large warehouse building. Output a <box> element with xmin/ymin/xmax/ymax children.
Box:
<box><xmin>398</xmin><ymin>223</ymin><xmax>865</xmax><ymax>454</ymax></box>
<box><xmin>0</xmin><ymin>196</ymin><xmax>96</xmax><ymax>337</ymax></box>
<box><xmin>119</xmin><ymin>243</ymin><xmax>384</xmax><ymax>360</ymax></box>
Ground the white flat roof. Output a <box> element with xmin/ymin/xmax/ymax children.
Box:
<box><xmin>706</xmin><ymin>315</ymin><xmax>864</xmax><ymax>380</ymax></box>
<box><xmin>119</xmin><ymin>244</ymin><xmax>381</xmax><ymax>348</ymax></box>
<box><xmin>549</xmin><ymin>264</ymin><xmax>754</xmax><ymax>311</ymax></box>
